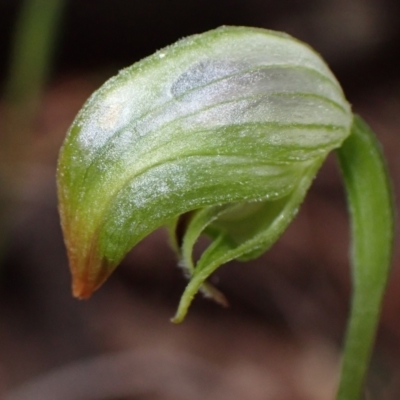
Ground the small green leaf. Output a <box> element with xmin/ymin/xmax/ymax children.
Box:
<box><xmin>57</xmin><ymin>26</ymin><xmax>352</xmax><ymax>299</ymax></box>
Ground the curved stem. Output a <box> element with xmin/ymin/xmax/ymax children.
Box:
<box><xmin>336</xmin><ymin>115</ymin><xmax>394</xmax><ymax>399</ymax></box>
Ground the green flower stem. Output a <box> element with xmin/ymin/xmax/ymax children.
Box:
<box><xmin>336</xmin><ymin>115</ymin><xmax>394</xmax><ymax>400</ymax></box>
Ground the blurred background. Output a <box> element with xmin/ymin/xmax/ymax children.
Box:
<box><xmin>0</xmin><ymin>0</ymin><xmax>399</xmax><ymax>399</ymax></box>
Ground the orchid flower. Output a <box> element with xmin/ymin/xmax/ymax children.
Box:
<box><xmin>57</xmin><ymin>27</ymin><xmax>394</xmax><ymax>399</ymax></box>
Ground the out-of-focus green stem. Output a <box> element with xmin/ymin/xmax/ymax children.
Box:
<box><xmin>4</xmin><ymin>0</ymin><xmax>65</xmax><ymax>106</ymax></box>
<box><xmin>0</xmin><ymin>0</ymin><xmax>65</xmax><ymax>252</ymax></box>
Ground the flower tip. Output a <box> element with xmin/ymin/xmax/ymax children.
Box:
<box><xmin>69</xmin><ymin>255</ymin><xmax>113</xmax><ymax>300</ymax></box>
<box><xmin>72</xmin><ymin>279</ymin><xmax>94</xmax><ymax>299</ymax></box>
<box><xmin>170</xmin><ymin>315</ymin><xmax>184</xmax><ymax>324</ymax></box>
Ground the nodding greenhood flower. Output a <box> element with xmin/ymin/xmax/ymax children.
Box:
<box><xmin>57</xmin><ymin>26</ymin><xmax>393</xmax><ymax>400</ymax></box>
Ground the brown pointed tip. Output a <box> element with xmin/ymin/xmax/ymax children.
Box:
<box><xmin>62</xmin><ymin>218</ymin><xmax>115</xmax><ymax>299</ymax></box>
<box><xmin>71</xmin><ymin>271</ymin><xmax>110</xmax><ymax>299</ymax></box>
<box><xmin>202</xmin><ymin>283</ymin><xmax>230</xmax><ymax>308</ymax></box>
<box><xmin>72</xmin><ymin>279</ymin><xmax>95</xmax><ymax>299</ymax></box>
<box><xmin>70</xmin><ymin>256</ymin><xmax>114</xmax><ymax>300</ymax></box>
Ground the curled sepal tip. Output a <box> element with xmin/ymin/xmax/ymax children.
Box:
<box><xmin>57</xmin><ymin>26</ymin><xmax>352</xmax><ymax>300</ymax></box>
